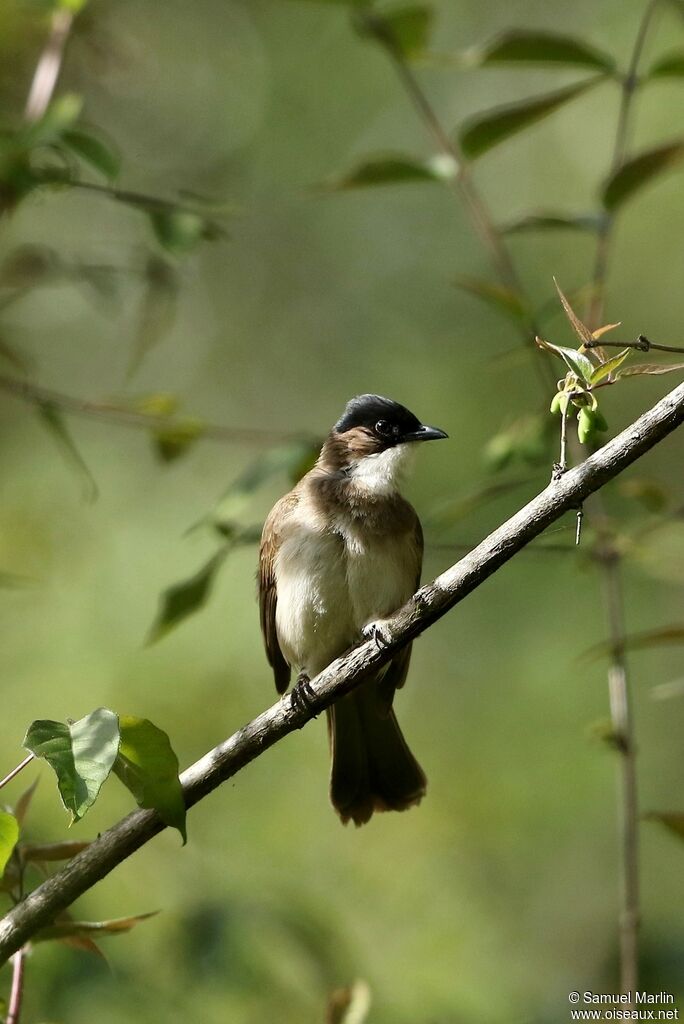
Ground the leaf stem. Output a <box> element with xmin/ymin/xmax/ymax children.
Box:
<box><xmin>24</xmin><ymin>7</ymin><xmax>75</xmax><ymax>123</ymax></box>
<box><xmin>6</xmin><ymin>947</ymin><xmax>26</xmax><ymax>1024</ymax></box>
<box><xmin>0</xmin><ymin>756</ymin><xmax>34</xmax><ymax>793</ymax></box>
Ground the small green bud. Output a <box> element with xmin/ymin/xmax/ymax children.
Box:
<box><xmin>577</xmin><ymin>407</ymin><xmax>595</xmax><ymax>444</ymax></box>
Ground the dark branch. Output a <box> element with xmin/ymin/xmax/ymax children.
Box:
<box><xmin>0</xmin><ymin>380</ymin><xmax>683</xmax><ymax>964</ymax></box>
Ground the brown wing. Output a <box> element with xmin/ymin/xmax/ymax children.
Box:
<box><xmin>377</xmin><ymin>512</ymin><xmax>424</xmax><ymax>714</ymax></box>
<box><xmin>258</xmin><ymin>491</ymin><xmax>298</xmax><ymax>694</ymax></box>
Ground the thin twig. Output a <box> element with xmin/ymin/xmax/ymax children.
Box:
<box><xmin>585</xmin><ymin>335</ymin><xmax>684</xmax><ymax>355</ymax></box>
<box><xmin>6</xmin><ymin>947</ymin><xmax>26</xmax><ymax>1024</ymax></box>
<box><xmin>0</xmin><ymin>755</ymin><xmax>34</xmax><ymax>793</ymax></box>
<box><xmin>365</xmin><ymin>22</ymin><xmax>555</xmax><ymax>388</ymax></box>
<box><xmin>24</xmin><ymin>8</ymin><xmax>74</xmax><ymax>123</ymax></box>
<box><xmin>585</xmin><ymin>0</ymin><xmax>660</xmax><ymax>332</ymax></box>
<box><xmin>582</xmin><ymin>1</ymin><xmax>662</xmax><ymax>997</ymax></box>
<box><xmin>0</xmin><ymin>380</ymin><xmax>682</xmax><ymax>966</ymax></box>
<box><xmin>0</xmin><ymin>373</ymin><xmax>313</xmax><ymax>446</ymax></box>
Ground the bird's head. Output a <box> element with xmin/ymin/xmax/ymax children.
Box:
<box><xmin>322</xmin><ymin>394</ymin><xmax>448</xmax><ymax>494</ymax></box>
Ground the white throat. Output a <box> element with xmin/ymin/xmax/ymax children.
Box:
<box><xmin>348</xmin><ymin>443</ymin><xmax>416</xmax><ymax>495</ymax></box>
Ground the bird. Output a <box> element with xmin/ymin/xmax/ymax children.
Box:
<box><xmin>258</xmin><ymin>394</ymin><xmax>448</xmax><ymax>826</ymax></box>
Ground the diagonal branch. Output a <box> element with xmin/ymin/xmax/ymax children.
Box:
<box><xmin>0</xmin><ymin>381</ymin><xmax>683</xmax><ymax>965</ymax></box>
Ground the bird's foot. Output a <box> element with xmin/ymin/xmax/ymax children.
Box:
<box><xmin>290</xmin><ymin>673</ymin><xmax>318</xmax><ymax>720</ymax></box>
<box><xmin>361</xmin><ymin>620</ymin><xmax>392</xmax><ymax>649</ymax></box>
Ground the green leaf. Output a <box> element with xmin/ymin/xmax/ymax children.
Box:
<box><xmin>500</xmin><ymin>210</ymin><xmax>603</xmax><ymax>234</ymax></box>
<box><xmin>61</xmin><ymin>129</ymin><xmax>120</xmax><ymax>180</ymax></box>
<box><xmin>0</xmin><ymin>812</ymin><xmax>19</xmax><ymax>876</ymax></box>
<box><xmin>535</xmin><ymin>337</ymin><xmax>595</xmax><ymax>383</ymax></box>
<box><xmin>459</xmin><ymin>78</ymin><xmax>602</xmax><ymax>160</ymax></box>
<box><xmin>320</xmin><ymin>153</ymin><xmax>457</xmax><ymax>190</ymax></box>
<box><xmin>34</xmin><ymin>911</ymin><xmax>158</xmax><ymax>943</ymax></box>
<box><xmin>617</xmin><ymin>361</ymin><xmax>684</xmax><ymax>377</ymax></box>
<box><xmin>602</xmin><ymin>141</ymin><xmax>684</xmax><ymax>210</ymax></box>
<box><xmin>149</xmin><ymin>210</ymin><xmax>209</xmax><ymax>254</ymax></box>
<box><xmin>643</xmin><ymin>812</ymin><xmax>684</xmax><ymax>843</ymax></box>
<box><xmin>23</xmin><ymin>708</ymin><xmax>120</xmax><ymax>823</ymax></box>
<box><xmin>454</xmin><ymin>275</ymin><xmax>528</xmax><ymax>323</ymax></box>
<box><xmin>148</xmin><ymin>549</ymin><xmax>227</xmax><ymax>643</ymax></box>
<box><xmin>153</xmin><ymin>418</ymin><xmax>206</xmax><ymax>463</ymax></box>
<box><xmin>468</xmin><ymin>29</ymin><xmax>615</xmax><ymax>72</ymax></box>
<box><xmin>36</xmin><ymin>401</ymin><xmax>98</xmax><ymax>502</ymax></box>
<box><xmin>13</xmin><ymin>778</ymin><xmax>39</xmax><ymax>826</ymax></box>
<box><xmin>24</xmin><ymin>93</ymin><xmax>83</xmax><ymax>146</ymax></box>
<box><xmin>582</xmin><ymin>625</ymin><xmax>684</xmax><ymax>661</ymax></box>
<box><xmin>114</xmin><ymin>716</ymin><xmax>186</xmax><ymax>841</ymax></box>
<box><xmin>647</xmin><ymin>51</ymin><xmax>684</xmax><ymax>78</ymax></box>
<box><xmin>589</xmin><ymin>348</ymin><xmax>631</xmax><ymax>384</ymax></box>
<box><xmin>359</xmin><ymin>6</ymin><xmax>433</xmax><ymax>58</ymax></box>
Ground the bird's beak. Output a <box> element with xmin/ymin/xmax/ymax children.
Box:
<box><xmin>403</xmin><ymin>424</ymin><xmax>449</xmax><ymax>443</ymax></box>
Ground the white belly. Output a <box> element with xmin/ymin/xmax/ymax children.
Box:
<box><xmin>274</xmin><ymin>521</ymin><xmax>413</xmax><ymax>677</ymax></box>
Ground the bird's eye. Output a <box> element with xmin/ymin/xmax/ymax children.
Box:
<box><xmin>375</xmin><ymin>419</ymin><xmax>392</xmax><ymax>437</ymax></box>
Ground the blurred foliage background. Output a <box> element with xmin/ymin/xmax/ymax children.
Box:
<box><xmin>2</xmin><ymin>0</ymin><xmax>684</xmax><ymax>1021</ymax></box>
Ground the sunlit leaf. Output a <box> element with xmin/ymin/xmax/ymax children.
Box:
<box><xmin>459</xmin><ymin>78</ymin><xmax>602</xmax><ymax>159</ymax></box>
<box><xmin>582</xmin><ymin>625</ymin><xmax>684</xmax><ymax>661</ymax></box>
<box><xmin>22</xmin><ymin>839</ymin><xmax>91</xmax><ymax>862</ymax></box>
<box><xmin>589</xmin><ymin>347</ymin><xmax>631</xmax><ymax>384</ymax></box>
<box><xmin>61</xmin><ymin>130</ymin><xmax>120</xmax><ymax>180</ymax></box>
<box><xmin>591</xmin><ymin>322</ymin><xmax>620</xmax><ymax>340</ymax></box>
<box><xmin>617</xmin><ymin>361</ymin><xmax>684</xmax><ymax>377</ymax></box>
<box><xmin>454</xmin><ymin>275</ymin><xmax>528</xmax><ymax>323</ymax></box>
<box><xmin>467</xmin><ymin>30</ymin><xmax>615</xmax><ymax>72</ymax></box>
<box><xmin>602</xmin><ymin>141</ymin><xmax>684</xmax><ymax>210</ymax></box>
<box><xmin>34</xmin><ymin>911</ymin><xmax>158</xmax><ymax>943</ymax></box>
<box><xmin>114</xmin><ymin>717</ymin><xmax>186</xmax><ymax>842</ymax></box>
<box><xmin>358</xmin><ymin>6</ymin><xmax>433</xmax><ymax>58</ymax></box>
<box><xmin>320</xmin><ymin>153</ymin><xmax>457</xmax><ymax>191</ymax></box>
<box><xmin>535</xmin><ymin>336</ymin><xmax>595</xmax><ymax>383</ymax></box>
<box><xmin>643</xmin><ymin>812</ymin><xmax>684</xmax><ymax>843</ymax></box>
<box><xmin>36</xmin><ymin>401</ymin><xmax>98</xmax><ymax>502</ymax></box>
<box><xmin>148</xmin><ymin>549</ymin><xmax>227</xmax><ymax>643</ymax></box>
<box><xmin>23</xmin><ymin>708</ymin><xmax>120</xmax><ymax>823</ymax></box>
<box><xmin>647</xmin><ymin>51</ymin><xmax>684</xmax><ymax>78</ymax></box>
<box><xmin>0</xmin><ymin>812</ymin><xmax>19</xmax><ymax>876</ymax></box>
<box><xmin>500</xmin><ymin>210</ymin><xmax>603</xmax><ymax>234</ymax></box>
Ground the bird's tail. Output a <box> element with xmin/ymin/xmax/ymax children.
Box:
<box><xmin>327</xmin><ymin>681</ymin><xmax>426</xmax><ymax>826</ymax></box>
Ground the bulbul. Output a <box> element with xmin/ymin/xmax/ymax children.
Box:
<box><xmin>258</xmin><ymin>394</ymin><xmax>448</xmax><ymax>826</ymax></box>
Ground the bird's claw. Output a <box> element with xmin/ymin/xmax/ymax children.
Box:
<box><xmin>361</xmin><ymin>621</ymin><xmax>392</xmax><ymax>649</ymax></box>
<box><xmin>290</xmin><ymin>673</ymin><xmax>318</xmax><ymax>721</ymax></box>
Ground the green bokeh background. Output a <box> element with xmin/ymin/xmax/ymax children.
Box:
<box><xmin>2</xmin><ymin>1</ymin><xmax>684</xmax><ymax>1021</ymax></box>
